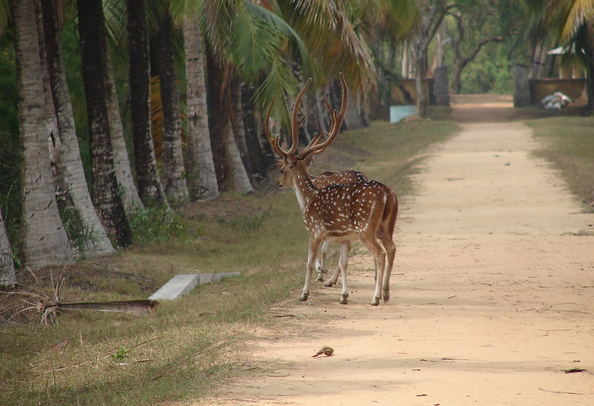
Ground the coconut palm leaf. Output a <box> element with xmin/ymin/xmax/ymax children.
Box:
<box><xmin>272</xmin><ymin>0</ymin><xmax>377</xmax><ymax>97</ymax></box>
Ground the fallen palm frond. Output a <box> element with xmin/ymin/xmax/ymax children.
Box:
<box><xmin>45</xmin><ymin>299</ymin><xmax>158</xmax><ymax>316</ymax></box>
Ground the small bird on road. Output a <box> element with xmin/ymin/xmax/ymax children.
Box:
<box><xmin>312</xmin><ymin>346</ymin><xmax>334</xmax><ymax>358</ymax></box>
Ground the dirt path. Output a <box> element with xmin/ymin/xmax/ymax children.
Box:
<box><xmin>196</xmin><ymin>96</ymin><xmax>594</xmax><ymax>405</ymax></box>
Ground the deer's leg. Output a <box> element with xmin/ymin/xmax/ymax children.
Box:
<box><xmin>360</xmin><ymin>235</ymin><xmax>384</xmax><ymax>306</ymax></box>
<box><xmin>338</xmin><ymin>242</ymin><xmax>349</xmax><ymax>304</ymax></box>
<box><xmin>316</xmin><ymin>240</ymin><xmax>330</xmax><ymax>282</ymax></box>
<box><xmin>324</xmin><ymin>267</ymin><xmax>340</xmax><ymax>287</ymax></box>
<box><xmin>324</xmin><ymin>241</ymin><xmax>349</xmax><ymax>287</ymax></box>
<box><xmin>301</xmin><ymin>238</ymin><xmax>322</xmax><ymax>302</ymax></box>
<box><xmin>381</xmin><ymin>240</ymin><xmax>396</xmax><ymax>303</ymax></box>
<box><xmin>372</xmin><ymin>252</ymin><xmax>386</xmax><ymax>306</ymax></box>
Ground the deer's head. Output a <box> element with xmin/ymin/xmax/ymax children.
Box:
<box><xmin>264</xmin><ymin>73</ymin><xmax>348</xmax><ymax>190</ymax></box>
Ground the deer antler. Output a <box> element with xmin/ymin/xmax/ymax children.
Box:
<box><xmin>298</xmin><ymin>72</ymin><xmax>348</xmax><ymax>159</ymax></box>
<box><xmin>288</xmin><ymin>78</ymin><xmax>312</xmax><ymax>154</ymax></box>
<box><xmin>264</xmin><ymin>78</ymin><xmax>313</xmax><ymax>159</ymax></box>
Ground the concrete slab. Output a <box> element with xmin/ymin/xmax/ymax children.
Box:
<box><xmin>148</xmin><ymin>274</ymin><xmax>199</xmax><ymax>300</ymax></box>
<box><xmin>148</xmin><ymin>272</ymin><xmax>241</xmax><ymax>301</ymax></box>
<box><xmin>212</xmin><ymin>272</ymin><xmax>241</xmax><ymax>283</ymax></box>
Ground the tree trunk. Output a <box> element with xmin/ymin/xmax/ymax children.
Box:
<box><xmin>105</xmin><ymin>48</ymin><xmax>145</xmax><ymax>215</ymax></box>
<box><xmin>586</xmin><ymin>47</ymin><xmax>594</xmax><ymax>111</ymax></box>
<box><xmin>241</xmin><ymin>83</ymin><xmax>274</xmax><ymax>182</ymax></box>
<box><xmin>315</xmin><ymin>86</ymin><xmax>332</xmax><ymax>133</ymax></box>
<box><xmin>183</xmin><ymin>14</ymin><xmax>219</xmax><ymax>201</ymax></box>
<box><xmin>40</xmin><ymin>0</ymin><xmax>114</xmax><ymax>256</ymax></box>
<box><xmin>450</xmin><ymin>58</ymin><xmax>464</xmax><ymax>94</ymax></box>
<box><xmin>0</xmin><ymin>209</ymin><xmax>16</xmax><ymax>287</ymax></box>
<box><xmin>413</xmin><ymin>37</ymin><xmax>428</xmax><ymax>118</ymax></box>
<box><xmin>230</xmin><ymin>77</ymin><xmax>253</xmax><ymax>182</ymax></box>
<box><xmin>128</xmin><ymin>0</ymin><xmax>168</xmax><ymax>207</ymax></box>
<box><xmin>305</xmin><ymin>91</ymin><xmax>320</xmax><ymax>142</ymax></box>
<box><xmin>205</xmin><ymin>45</ymin><xmax>226</xmax><ymax>190</ymax></box>
<box><xmin>150</xmin><ymin>13</ymin><xmax>189</xmax><ymax>204</ymax></box>
<box><xmin>11</xmin><ymin>0</ymin><xmax>73</xmax><ymax>269</ymax></box>
<box><xmin>77</xmin><ymin>0</ymin><xmax>132</xmax><ymax>248</ymax></box>
<box><xmin>223</xmin><ymin>121</ymin><xmax>254</xmax><ymax>193</ymax></box>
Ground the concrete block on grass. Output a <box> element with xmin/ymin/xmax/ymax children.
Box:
<box><xmin>149</xmin><ymin>274</ymin><xmax>200</xmax><ymax>301</ymax></box>
<box><xmin>149</xmin><ymin>272</ymin><xmax>241</xmax><ymax>301</ymax></box>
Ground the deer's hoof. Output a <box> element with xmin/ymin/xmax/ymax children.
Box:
<box><xmin>383</xmin><ymin>291</ymin><xmax>390</xmax><ymax>303</ymax></box>
<box><xmin>340</xmin><ymin>293</ymin><xmax>349</xmax><ymax>305</ymax></box>
<box><xmin>324</xmin><ymin>280</ymin><xmax>334</xmax><ymax>287</ymax></box>
<box><xmin>371</xmin><ymin>296</ymin><xmax>380</xmax><ymax>306</ymax></box>
<box><xmin>299</xmin><ymin>293</ymin><xmax>309</xmax><ymax>302</ymax></box>
<box><xmin>316</xmin><ymin>273</ymin><xmax>324</xmax><ymax>282</ymax></box>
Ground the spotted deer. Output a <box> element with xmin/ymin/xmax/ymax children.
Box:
<box><xmin>311</xmin><ymin>170</ymin><xmax>368</xmax><ymax>282</ymax></box>
<box><xmin>265</xmin><ymin>73</ymin><xmax>398</xmax><ymax>305</ymax></box>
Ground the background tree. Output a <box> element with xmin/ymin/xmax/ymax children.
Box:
<box><xmin>105</xmin><ymin>46</ymin><xmax>146</xmax><ymax>215</ymax></box>
<box><xmin>150</xmin><ymin>10</ymin><xmax>189</xmax><ymax>203</ymax></box>
<box><xmin>181</xmin><ymin>9</ymin><xmax>219</xmax><ymax>201</ymax></box>
<box><xmin>77</xmin><ymin>0</ymin><xmax>132</xmax><ymax>247</ymax></box>
<box><xmin>40</xmin><ymin>0</ymin><xmax>115</xmax><ymax>256</ymax></box>
<box><xmin>11</xmin><ymin>0</ymin><xmax>74</xmax><ymax>269</ymax></box>
<box><xmin>541</xmin><ymin>0</ymin><xmax>594</xmax><ymax>109</ymax></box>
<box><xmin>0</xmin><ymin>209</ymin><xmax>16</xmax><ymax>287</ymax></box>
<box><xmin>409</xmin><ymin>0</ymin><xmax>451</xmax><ymax>117</ymax></box>
<box><xmin>128</xmin><ymin>0</ymin><xmax>169</xmax><ymax>207</ymax></box>
<box><xmin>446</xmin><ymin>1</ymin><xmax>507</xmax><ymax>94</ymax></box>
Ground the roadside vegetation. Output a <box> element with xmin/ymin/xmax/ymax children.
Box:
<box><xmin>527</xmin><ymin>115</ymin><xmax>594</xmax><ymax>212</ymax></box>
<box><xmin>0</xmin><ymin>115</ymin><xmax>458</xmax><ymax>406</ymax></box>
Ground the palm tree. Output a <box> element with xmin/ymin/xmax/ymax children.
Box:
<box><xmin>150</xmin><ymin>12</ymin><xmax>189</xmax><ymax>203</ymax></box>
<box><xmin>104</xmin><ymin>46</ymin><xmax>146</xmax><ymax>215</ymax></box>
<box><xmin>544</xmin><ymin>0</ymin><xmax>594</xmax><ymax>109</ymax></box>
<box><xmin>77</xmin><ymin>0</ymin><xmax>132</xmax><ymax>247</ymax></box>
<box><xmin>40</xmin><ymin>0</ymin><xmax>115</xmax><ymax>256</ymax></box>
<box><xmin>0</xmin><ymin>209</ymin><xmax>16</xmax><ymax>287</ymax></box>
<box><xmin>11</xmin><ymin>0</ymin><xmax>74</xmax><ymax>269</ymax></box>
<box><xmin>182</xmin><ymin>10</ymin><xmax>220</xmax><ymax>201</ymax></box>
<box><xmin>128</xmin><ymin>0</ymin><xmax>169</xmax><ymax>207</ymax></box>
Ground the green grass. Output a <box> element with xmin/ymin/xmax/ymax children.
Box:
<box><xmin>526</xmin><ymin>116</ymin><xmax>594</xmax><ymax>212</ymax></box>
<box><xmin>0</xmin><ymin>117</ymin><xmax>458</xmax><ymax>406</ymax></box>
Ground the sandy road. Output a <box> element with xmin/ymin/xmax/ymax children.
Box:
<box><xmin>194</xmin><ymin>96</ymin><xmax>594</xmax><ymax>406</ymax></box>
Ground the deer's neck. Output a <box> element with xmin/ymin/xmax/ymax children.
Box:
<box><xmin>291</xmin><ymin>164</ymin><xmax>317</xmax><ymax>212</ymax></box>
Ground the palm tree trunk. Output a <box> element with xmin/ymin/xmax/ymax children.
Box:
<box><xmin>105</xmin><ymin>48</ymin><xmax>145</xmax><ymax>215</ymax></box>
<box><xmin>40</xmin><ymin>0</ymin><xmax>114</xmax><ymax>256</ymax></box>
<box><xmin>205</xmin><ymin>45</ymin><xmax>226</xmax><ymax>190</ymax></box>
<box><xmin>223</xmin><ymin>121</ymin><xmax>255</xmax><ymax>193</ymax></box>
<box><xmin>128</xmin><ymin>0</ymin><xmax>168</xmax><ymax>207</ymax></box>
<box><xmin>11</xmin><ymin>0</ymin><xmax>73</xmax><ymax>269</ymax></box>
<box><xmin>241</xmin><ymin>83</ymin><xmax>274</xmax><ymax>182</ymax></box>
<box><xmin>183</xmin><ymin>14</ymin><xmax>219</xmax><ymax>201</ymax></box>
<box><xmin>0</xmin><ymin>209</ymin><xmax>16</xmax><ymax>287</ymax></box>
<box><xmin>150</xmin><ymin>13</ymin><xmax>189</xmax><ymax>203</ymax></box>
<box><xmin>586</xmin><ymin>47</ymin><xmax>594</xmax><ymax>111</ymax></box>
<box><xmin>231</xmin><ymin>77</ymin><xmax>253</xmax><ymax>182</ymax></box>
<box><xmin>77</xmin><ymin>0</ymin><xmax>132</xmax><ymax>248</ymax></box>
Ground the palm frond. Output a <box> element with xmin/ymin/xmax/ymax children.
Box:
<box><xmin>560</xmin><ymin>0</ymin><xmax>594</xmax><ymax>40</ymax></box>
<box><xmin>0</xmin><ymin>0</ymin><xmax>9</xmax><ymax>34</ymax></box>
<box><xmin>103</xmin><ymin>0</ymin><xmax>128</xmax><ymax>45</ymax></box>
<box><xmin>231</xmin><ymin>5</ymin><xmax>285</xmax><ymax>80</ymax></box>
<box><xmin>245</xmin><ymin>1</ymin><xmax>316</xmax><ymax>77</ymax></box>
